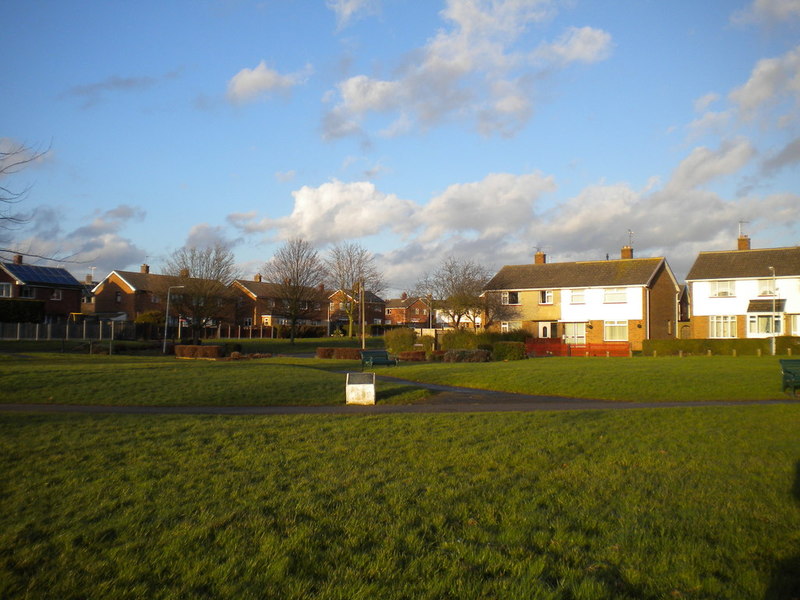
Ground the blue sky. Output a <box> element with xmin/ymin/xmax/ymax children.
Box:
<box><xmin>2</xmin><ymin>0</ymin><xmax>799</xmax><ymax>295</ymax></box>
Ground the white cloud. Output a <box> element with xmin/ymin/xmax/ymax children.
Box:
<box><xmin>322</xmin><ymin>0</ymin><xmax>612</xmax><ymax>139</ymax></box>
<box><xmin>666</xmin><ymin>139</ymin><xmax>755</xmax><ymax>192</ymax></box>
<box><xmin>732</xmin><ymin>0</ymin><xmax>800</xmax><ymax>24</ymax></box>
<box><xmin>275</xmin><ymin>170</ymin><xmax>297</xmax><ymax>183</ymax></box>
<box><xmin>694</xmin><ymin>92</ymin><xmax>720</xmax><ymax>113</ymax></box>
<box><xmin>226</xmin><ymin>61</ymin><xmax>311</xmax><ymax>104</ymax></box>
<box><xmin>184</xmin><ymin>223</ymin><xmax>237</xmax><ymax>249</ymax></box>
<box><xmin>327</xmin><ymin>0</ymin><xmax>378</xmax><ymax>29</ymax></box>
<box><xmin>729</xmin><ymin>45</ymin><xmax>800</xmax><ymax>118</ymax></box>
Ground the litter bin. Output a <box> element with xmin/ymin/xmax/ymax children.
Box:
<box><xmin>346</xmin><ymin>372</ymin><xmax>375</xmax><ymax>405</ymax></box>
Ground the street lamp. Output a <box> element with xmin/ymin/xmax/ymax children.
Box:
<box><xmin>769</xmin><ymin>266</ymin><xmax>776</xmax><ymax>356</ymax></box>
<box><xmin>163</xmin><ymin>285</ymin><xmax>185</xmax><ymax>353</ymax></box>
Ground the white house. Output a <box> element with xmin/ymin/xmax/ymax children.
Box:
<box><xmin>685</xmin><ymin>236</ymin><xmax>800</xmax><ymax>339</ymax></box>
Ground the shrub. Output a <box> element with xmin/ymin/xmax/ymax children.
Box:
<box><xmin>492</xmin><ymin>341</ymin><xmax>526</xmax><ymax>361</ymax></box>
<box><xmin>384</xmin><ymin>328</ymin><xmax>417</xmax><ymax>354</ymax></box>
<box><xmin>397</xmin><ymin>350</ymin><xmax>426</xmax><ymax>362</ymax></box>
<box><xmin>440</xmin><ymin>329</ymin><xmax>478</xmax><ymax>351</ymax></box>
<box><xmin>419</xmin><ymin>335</ymin><xmax>436</xmax><ymax>353</ymax></box>
<box><xmin>642</xmin><ymin>338</ymin><xmax>800</xmax><ymax>356</ymax></box>
<box><xmin>316</xmin><ymin>347</ymin><xmax>336</xmax><ymax>359</ymax></box>
<box><xmin>334</xmin><ymin>347</ymin><xmax>362</xmax><ymax>360</ymax></box>
<box><xmin>443</xmin><ymin>349</ymin><xmax>491</xmax><ymax>363</ymax></box>
<box><xmin>428</xmin><ymin>350</ymin><xmax>446</xmax><ymax>362</ymax></box>
<box><xmin>175</xmin><ymin>345</ymin><xmax>223</xmax><ymax>359</ymax></box>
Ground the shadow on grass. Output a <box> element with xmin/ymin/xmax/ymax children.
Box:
<box><xmin>764</xmin><ymin>460</ymin><xmax>800</xmax><ymax>600</ymax></box>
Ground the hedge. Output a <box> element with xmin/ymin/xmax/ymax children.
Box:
<box><xmin>315</xmin><ymin>347</ymin><xmax>336</xmax><ymax>359</ymax></box>
<box><xmin>333</xmin><ymin>347</ymin><xmax>363</xmax><ymax>360</ymax></box>
<box><xmin>443</xmin><ymin>349</ymin><xmax>491</xmax><ymax>363</ymax></box>
<box><xmin>175</xmin><ymin>345</ymin><xmax>223</xmax><ymax>359</ymax></box>
<box><xmin>397</xmin><ymin>350</ymin><xmax>426</xmax><ymax>362</ymax></box>
<box><xmin>492</xmin><ymin>341</ymin><xmax>526</xmax><ymax>361</ymax></box>
<box><xmin>384</xmin><ymin>328</ymin><xmax>417</xmax><ymax>353</ymax></box>
<box><xmin>642</xmin><ymin>337</ymin><xmax>800</xmax><ymax>356</ymax></box>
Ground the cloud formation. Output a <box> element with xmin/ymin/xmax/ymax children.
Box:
<box><xmin>322</xmin><ymin>0</ymin><xmax>612</xmax><ymax>139</ymax></box>
<box><xmin>60</xmin><ymin>70</ymin><xmax>181</xmax><ymax>108</ymax></box>
<box><xmin>226</xmin><ymin>62</ymin><xmax>312</xmax><ymax>104</ymax></box>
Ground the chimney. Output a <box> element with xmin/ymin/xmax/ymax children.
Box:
<box><xmin>401</xmin><ymin>292</ymin><xmax>408</xmax><ymax>300</ymax></box>
<box><xmin>254</xmin><ymin>273</ymin><xmax>262</xmax><ymax>283</ymax></box>
<box><xmin>621</xmin><ymin>246</ymin><xmax>634</xmax><ymax>260</ymax></box>
<box><xmin>85</xmin><ymin>274</ymin><xmax>93</xmax><ymax>285</ymax></box>
<box><xmin>140</xmin><ymin>264</ymin><xmax>150</xmax><ymax>274</ymax></box>
<box><xmin>737</xmin><ymin>235</ymin><xmax>751</xmax><ymax>250</ymax></box>
<box><xmin>534</xmin><ymin>251</ymin><xmax>547</xmax><ymax>265</ymax></box>
<box><xmin>180</xmin><ymin>268</ymin><xmax>190</xmax><ymax>278</ymax></box>
<box><xmin>13</xmin><ymin>254</ymin><xmax>23</xmax><ymax>265</ymax></box>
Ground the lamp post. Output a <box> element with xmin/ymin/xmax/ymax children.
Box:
<box><xmin>163</xmin><ymin>285</ymin><xmax>185</xmax><ymax>353</ymax></box>
<box><xmin>769</xmin><ymin>266</ymin><xmax>776</xmax><ymax>356</ymax></box>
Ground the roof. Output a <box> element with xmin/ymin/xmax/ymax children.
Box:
<box><xmin>483</xmin><ymin>257</ymin><xmax>669</xmax><ymax>291</ymax></box>
<box><xmin>234</xmin><ymin>279</ymin><xmax>328</xmax><ymax>300</ymax></box>
<box><xmin>747</xmin><ymin>299</ymin><xmax>786</xmax><ymax>313</ymax></box>
<box><xmin>0</xmin><ymin>262</ymin><xmax>83</xmax><ymax>289</ymax></box>
<box><xmin>686</xmin><ymin>247</ymin><xmax>800</xmax><ymax>281</ymax></box>
<box><xmin>329</xmin><ymin>289</ymin><xmax>385</xmax><ymax>303</ymax></box>
<box><xmin>95</xmin><ymin>270</ymin><xmax>173</xmax><ymax>293</ymax></box>
<box><xmin>385</xmin><ymin>296</ymin><xmax>426</xmax><ymax>309</ymax></box>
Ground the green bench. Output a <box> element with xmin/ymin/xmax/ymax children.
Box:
<box><xmin>780</xmin><ymin>359</ymin><xmax>800</xmax><ymax>397</ymax></box>
<box><xmin>361</xmin><ymin>349</ymin><xmax>397</xmax><ymax>369</ymax></box>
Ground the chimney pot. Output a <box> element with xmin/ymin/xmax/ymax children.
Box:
<box><xmin>737</xmin><ymin>235</ymin><xmax>751</xmax><ymax>250</ymax></box>
<box><xmin>13</xmin><ymin>254</ymin><xmax>23</xmax><ymax>265</ymax></box>
<box><xmin>534</xmin><ymin>251</ymin><xmax>546</xmax><ymax>265</ymax></box>
<box><xmin>621</xmin><ymin>246</ymin><xmax>634</xmax><ymax>260</ymax></box>
<box><xmin>180</xmin><ymin>268</ymin><xmax>190</xmax><ymax>278</ymax></box>
<box><xmin>254</xmin><ymin>274</ymin><xmax>262</xmax><ymax>282</ymax></box>
<box><xmin>140</xmin><ymin>264</ymin><xmax>150</xmax><ymax>274</ymax></box>
<box><xmin>85</xmin><ymin>274</ymin><xmax>93</xmax><ymax>285</ymax></box>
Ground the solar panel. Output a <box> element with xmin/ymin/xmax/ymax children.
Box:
<box><xmin>2</xmin><ymin>263</ymin><xmax>83</xmax><ymax>287</ymax></box>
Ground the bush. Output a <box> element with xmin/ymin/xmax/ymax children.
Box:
<box><xmin>642</xmin><ymin>337</ymin><xmax>800</xmax><ymax>356</ymax></box>
<box><xmin>428</xmin><ymin>350</ymin><xmax>446</xmax><ymax>362</ymax></box>
<box><xmin>443</xmin><ymin>349</ymin><xmax>491</xmax><ymax>363</ymax></box>
<box><xmin>175</xmin><ymin>345</ymin><xmax>223</xmax><ymax>359</ymax></box>
<box><xmin>333</xmin><ymin>347</ymin><xmax>362</xmax><ymax>360</ymax></box>
<box><xmin>0</xmin><ymin>299</ymin><xmax>45</xmax><ymax>323</ymax></box>
<box><xmin>492</xmin><ymin>341</ymin><xmax>526</xmax><ymax>361</ymax></box>
<box><xmin>440</xmin><ymin>329</ymin><xmax>478</xmax><ymax>351</ymax></box>
<box><xmin>384</xmin><ymin>328</ymin><xmax>417</xmax><ymax>354</ymax></box>
<box><xmin>316</xmin><ymin>347</ymin><xmax>336</xmax><ymax>359</ymax></box>
<box><xmin>397</xmin><ymin>350</ymin><xmax>426</xmax><ymax>362</ymax></box>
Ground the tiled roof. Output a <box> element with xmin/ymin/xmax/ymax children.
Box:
<box><xmin>111</xmin><ymin>270</ymin><xmax>173</xmax><ymax>292</ymax></box>
<box><xmin>1</xmin><ymin>262</ymin><xmax>83</xmax><ymax>289</ymax></box>
<box><xmin>686</xmin><ymin>247</ymin><xmax>800</xmax><ymax>281</ymax></box>
<box><xmin>484</xmin><ymin>257</ymin><xmax>667</xmax><ymax>291</ymax></box>
<box><xmin>747</xmin><ymin>299</ymin><xmax>786</xmax><ymax>312</ymax></box>
<box><xmin>234</xmin><ymin>279</ymin><xmax>328</xmax><ymax>300</ymax></box>
<box><xmin>385</xmin><ymin>296</ymin><xmax>426</xmax><ymax>309</ymax></box>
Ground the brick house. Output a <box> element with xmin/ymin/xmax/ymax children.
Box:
<box><xmin>231</xmin><ymin>275</ymin><xmax>328</xmax><ymax>328</ymax></box>
<box><xmin>329</xmin><ymin>289</ymin><xmax>386</xmax><ymax>333</ymax></box>
<box><xmin>384</xmin><ymin>294</ymin><xmax>432</xmax><ymax>327</ymax></box>
<box><xmin>0</xmin><ymin>254</ymin><xmax>83</xmax><ymax>322</ymax></box>
<box><xmin>685</xmin><ymin>236</ymin><xmax>800</xmax><ymax>339</ymax></box>
<box><xmin>482</xmin><ymin>247</ymin><xmax>680</xmax><ymax>351</ymax></box>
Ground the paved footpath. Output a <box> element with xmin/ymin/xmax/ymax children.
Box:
<box><xmin>0</xmin><ymin>374</ymin><xmax>794</xmax><ymax>415</ymax></box>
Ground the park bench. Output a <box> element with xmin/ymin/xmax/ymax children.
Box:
<box><xmin>361</xmin><ymin>349</ymin><xmax>397</xmax><ymax>369</ymax></box>
<box><xmin>780</xmin><ymin>359</ymin><xmax>800</xmax><ymax>397</ymax></box>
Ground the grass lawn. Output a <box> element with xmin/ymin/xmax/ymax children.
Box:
<box><xmin>1</xmin><ymin>406</ymin><xmax>799</xmax><ymax>599</ymax></box>
<box><xmin>378</xmin><ymin>355</ymin><xmax>792</xmax><ymax>402</ymax></box>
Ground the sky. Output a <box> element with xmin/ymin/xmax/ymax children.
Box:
<box><xmin>1</xmin><ymin>0</ymin><xmax>799</xmax><ymax>296</ymax></box>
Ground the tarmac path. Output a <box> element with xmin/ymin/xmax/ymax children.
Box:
<box><xmin>0</xmin><ymin>373</ymin><xmax>794</xmax><ymax>415</ymax></box>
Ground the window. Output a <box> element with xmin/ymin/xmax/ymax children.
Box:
<box><xmin>501</xmin><ymin>291</ymin><xmax>519</xmax><ymax>305</ymax></box>
<box><xmin>563</xmin><ymin>322</ymin><xmax>586</xmax><ymax>344</ymax></box>
<box><xmin>603</xmin><ymin>320</ymin><xmax>628</xmax><ymax>341</ymax></box>
<box><xmin>386</xmin><ymin>308</ymin><xmax>392</xmax><ymax>314</ymax></box>
<box><xmin>757</xmin><ymin>279</ymin><xmax>776</xmax><ymax>296</ymax></box>
<box><xmin>604</xmin><ymin>288</ymin><xmax>626</xmax><ymax>303</ymax></box>
<box><xmin>0</xmin><ymin>283</ymin><xmax>11</xmax><ymax>298</ymax></box>
<box><xmin>115</xmin><ymin>291</ymin><xmax>122</xmax><ymax>303</ymax></box>
<box><xmin>710</xmin><ymin>280</ymin><xmax>735</xmax><ymax>297</ymax></box>
<box><xmin>709</xmin><ymin>315</ymin><xmax>737</xmax><ymax>338</ymax></box>
<box><xmin>539</xmin><ymin>290</ymin><xmax>553</xmax><ymax>304</ymax></box>
<box><xmin>501</xmin><ymin>321</ymin><xmax>522</xmax><ymax>332</ymax></box>
<box><xmin>21</xmin><ymin>287</ymin><xmax>36</xmax><ymax>299</ymax></box>
<box><xmin>50</xmin><ymin>289</ymin><xmax>62</xmax><ymax>301</ymax></box>
<box><xmin>747</xmin><ymin>314</ymin><xmax>782</xmax><ymax>335</ymax></box>
<box><xmin>792</xmin><ymin>315</ymin><xmax>800</xmax><ymax>336</ymax></box>
<box><xmin>244</xmin><ymin>317</ymin><xmax>253</xmax><ymax>327</ymax></box>
<box><xmin>571</xmin><ymin>289</ymin><xmax>585</xmax><ymax>304</ymax></box>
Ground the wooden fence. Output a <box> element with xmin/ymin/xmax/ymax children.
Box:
<box><xmin>526</xmin><ymin>338</ymin><xmax>632</xmax><ymax>357</ymax></box>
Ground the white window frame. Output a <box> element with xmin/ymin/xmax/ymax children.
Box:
<box><xmin>603</xmin><ymin>320</ymin><xmax>628</xmax><ymax>341</ymax></box>
<box><xmin>539</xmin><ymin>290</ymin><xmax>553</xmax><ymax>305</ymax></box>
<box><xmin>709</xmin><ymin>280</ymin><xmax>735</xmax><ymax>298</ymax></box>
<box><xmin>791</xmin><ymin>314</ymin><xmax>800</xmax><ymax>336</ymax></box>
<box><xmin>570</xmin><ymin>289</ymin><xmax>585</xmax><ymax>304</ymax></box>
<box><xmin>709</xmin><ymin>315</ymin><xmax>737</xmax><ymax>338</ymax></box>
<box><xmin>563</xmin><ymin>322</ymin><xmax>586</xmax><ymax>344</ymax></box>
<box><xmin>0</xmin><ymin>282</ymin><xmax>11</xmax><ymax>298</ymax></box>
<box><xmin>757</xmin><ymin>279</ymin><xmax>776</xmax><ymax>296</ymax></box>
<box><xmin>603</xmin><ymin>288</ymin><xmax>627</xmax><ymax>303</ymax></box>
<box><xmin>50</xmin><ymin>289</ymin><xmax>62</xmax><ymax>301</ymax></box>
<box><xmin>747</xmin><ymin>314</ymin><xmax>782</xmax><ymax>336</ymax></box>
<box><xmin>501</xmin><ymin>321</ymin><xmax>522</xmax><ymax>332</ymax></box>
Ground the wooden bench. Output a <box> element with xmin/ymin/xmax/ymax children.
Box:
<box><xmin>780</xmin><ymin>359</ymin><xmax>800</xmax><ymax>397</ymax></box>
<box><xmin>361</xmin><ymin>349</ymin><xmax>397</xmax><ymax>369</ymax></box>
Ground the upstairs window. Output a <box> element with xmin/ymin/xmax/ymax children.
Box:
<box><xmin>571</xmin><ymin>289</ymin><xmax>585</xmax><ymax>304</ymax></box>
<box><xmin>115</xmin><ymin>291</ymin><xmax>122</xmax><ymax>303</ymax></box>
<box><xmin>21</xmin><ymin>287</ymin><xmax>36</xmax><ymax>299</ymax></box>
<box><xmin>757</xmin><ymin>279</ymin><xmax>776</xmax><ymax>296</ymax></box>
<box><xmin>50</xmin><ymin>289</ymin><xmax>62</xmax><ymax>301</ymax></box>
<box><xmin>501</xmin><ymin>291</ymin><xmax>520</xmax><ymax>305</ymax></box>
<box><xmin>603</xmin><ymin>288</ymin><xmax>626</xmax><ymax>303</ymax></box>
<box><xmin>710</xmin><ymin>280</ymin><xmax>735</xmax><ymax>297</ymax></box>
<box><xmin>0</xmin><ymin>283</ymin><xmax>11</xmax><ymax>298</ymax></box>
<box><xmin>539</xmin><ymin>290</ymin><xmax>553</xmax><ymax>304</ymax></box>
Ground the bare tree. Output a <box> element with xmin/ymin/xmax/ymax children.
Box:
<box><xmin>325</xmin><ymin>241</ymin><xmax>384</xmax><ymax>337</ymax></box>
<box><xmin>415</xmin><ymin>257</ymin><xmax>491</xmax><ymax>329</ymax></box>
<box><xmin>473</xmin><ymin>291</ymin><xmax>520</xmax><ymax>330</ymax></box>
<box><xmin>1</xmin><ymin>140</ymin><xmax>49</xmax><ymax>229</ymax></box>
<box><xmin>263</xmin><ymin>238</ymin><xmax>327</xmax><ymax>343</ymax></box>
<box><xmin>162</xmin><ymin>244</ymin><xmax>240</xmax><ymax>341</ymax></box>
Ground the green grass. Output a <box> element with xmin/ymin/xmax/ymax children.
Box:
<box><xmin>0</xmin><ymin>354</ymin><xmax>426</xmax><ymax>406</ymax></box>
<box><xmin>1</xmin><ymin>406</ymin><xmax>798</xmax><ymax>599</ymax></box>
<box><xmin>379</xmin><ymin>355</ymin><xmax>792</xmax><ymax>402</ymax></box>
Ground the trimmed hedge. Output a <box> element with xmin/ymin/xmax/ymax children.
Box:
<box><xmin>492</xmin><ymin>341</ymin><xmax>526</xmax><ymax>361</ymax></box>
<box><xmin>175</xmin><ymin>345</ymin><xmax>223</xmax><ymax>359</ymax></box>
<box><xmin>443</xmin><ymin>349</ymin><xmax>491</xmax><ymax>363</ymax></box>
<box><xmin>397</xmin><ymin>350</ymin><xmax>426</xmax><ymax>362</ymax></box>
<box><xmin>643</xmin><ymin>337</ymin><xmax>800</xmax><ymax>356</ymax></box>
<box><xmin>315</xmin><ymin>347</ymin><xmax>336</xmax><ymax>359</ymax></box>
<box><xmin>333</xmin><ymin>347</ymin><xmax>363</xmax><ymax>360</ymax></box>
<box><xmin>439</xmin><ymin>329</ymin><xmax>529</xmax><ymax>351</ymax></box>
